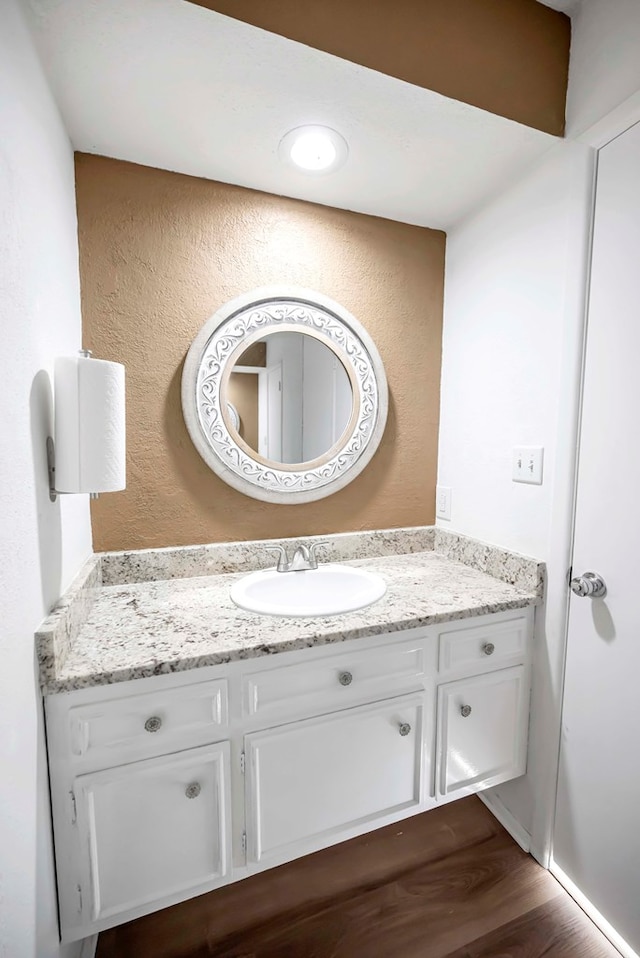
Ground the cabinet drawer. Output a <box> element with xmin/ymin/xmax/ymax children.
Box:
<box><xmin>73</xmin><ymin>742</ymin><xmax>231</xmax><ymax>924</ymax></box>
<box><xmin>67</xmin><ymin>679</ymin><xmax>228</xmax><ymax>763</ymax></box>
<box><xmin>438</xmin><ymin>616</ymin><xmax>528</xmax><ymax>673</ymax></box>
<box><xmin>436</xmin><ymin>666</ymin><xmax>528</xmax><ymax>797</ymax></box>
<box><xmin>245</xmin><ymin>694</ymin><xmax>424</xmax><ymax>864</ymax></box>
<box><xmin>243</xmin><ymin>640</ymin><xmax>426</xmax><ymax>720</ymax></box>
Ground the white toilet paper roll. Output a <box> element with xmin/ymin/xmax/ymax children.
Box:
<box><xmin>54</xmin><ymin>355</ymin><xmax>126</xmax><ymax>494</ymax></box>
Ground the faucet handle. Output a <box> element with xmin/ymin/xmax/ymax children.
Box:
<box><xmin>307</xmin><ymin>541</ymin><xmax>330</xmax><ymax>569</ymax></box>
<box><xmin>266</xmin><ymin>544</ymin><xmax>291</xmax><ymax>572</ymax></box>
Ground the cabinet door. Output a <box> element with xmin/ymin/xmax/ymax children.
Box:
<box><xmin>436</xmin><ymin>666</ymin><xmax>528</xmax><ymax>797</ymax></box>
<box><xmin>74</xmin><ymin>742</ymin><xmax>231</xmax><ymax>925</ymax></box>
<box><xmin>245</xmin><ymin>694</ymin><xmax>425</xmax><ymax>866</ymax></box>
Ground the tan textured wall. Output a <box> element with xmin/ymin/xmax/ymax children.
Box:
<box><xmin>187</xmin><ymin>0</ymin><xmax>570</xmax><ymax>136</ymax></box>
<box><xmin>76</xmin><ymin>154</ymin><xmax>445</xmax><ymax>551</ymax></box>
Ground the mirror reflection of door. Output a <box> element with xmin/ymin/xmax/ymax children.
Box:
<box><xmin>225</xmin><ymin>332</ymin><xmax>354</xmax><ymax>466</ymax></box>
<box><xmin>263</xmin><ymin>362</ymin><xmax>283</xmax><ymax>461</ymax></box>
<box><xmin>301</xmin><ymin>335</ymin><xmax>353</xmax><ymax>461</ymax></box>
<box><xmin>226</xmin><ymin>340</ymin><xmax>264</xmax><ymax>452</ymax></box>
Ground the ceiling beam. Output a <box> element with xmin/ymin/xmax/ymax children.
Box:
<box><xmin>186</xmin><ymin>0</ymin><xmax>570</xmax><ymax>136</ymax></box>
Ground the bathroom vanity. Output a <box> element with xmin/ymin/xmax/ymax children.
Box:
<box><xmin>37</xmin><ymin>528</ymin><xmax>542</xmax><ymax>942</ymax></box>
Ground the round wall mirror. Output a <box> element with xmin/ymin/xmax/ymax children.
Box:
<box><xmin>223</xmin><ymin>330</ymin><xmax>356</xmax><ymax>467</ymax></box>
<box><xmin>181</xmin><ymin>287</ymin><xmax>388</xmax><ymax>504</ymax></box>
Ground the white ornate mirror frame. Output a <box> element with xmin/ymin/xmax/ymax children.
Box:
<box><xmin>181</xmin><ymin>286</ymin><xmax>389</xmax><ymax>504</ymax></box>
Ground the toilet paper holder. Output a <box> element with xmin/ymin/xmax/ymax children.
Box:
<box><xmin>47</xmin><ymin>349</ymin><xmax>126</xmax><ymax>503</ymax></box>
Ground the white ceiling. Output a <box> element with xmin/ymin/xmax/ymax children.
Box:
<box><xmin>26</xmin><ymin>0</ymin><xmax>560</xmax><ymax>230</ymax></box>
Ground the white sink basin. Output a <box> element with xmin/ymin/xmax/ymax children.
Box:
<box><xmin>230</xmin><ymin>564</ymin><xmax>387</xmax><ymax>617</ymax></box>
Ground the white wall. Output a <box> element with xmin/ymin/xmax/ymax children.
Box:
<box><xmin>437</xmin><ymin>140</ymin><xmax>595</xmax><ymax>853</ymax></box>
<box><xmin>0</xmin><ymin>2</ymin><xmax>92</xmax><ymax>956</ymax></box>
<box><xmin>566</xmin><ymin>0</ymin><xmax>640</xmax><ymax>136</ymax></box>
<box><xmin>439</xmin><ymin>141</ymin><xmax>591</xmax><ymax>558</ymax></box>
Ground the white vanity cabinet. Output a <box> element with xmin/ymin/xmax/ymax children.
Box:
<box><xmin>45</xmin><ymin>607</ymin><xmax>534</xmax><ymax>943</ymax></box>
<box><xmin>433</xmin><ymin>615</ymin><xmax>532</xmax><ymax>800</ymax></box>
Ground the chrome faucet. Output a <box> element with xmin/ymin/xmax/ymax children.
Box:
<box><xmin>267</xmin><ymin>541</ymin><xmax>328</xmax><ymax>573</ymax></box>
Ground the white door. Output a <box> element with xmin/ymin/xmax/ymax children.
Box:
<box><xmin>74</xmin><ymin>742</ymin><xmax>231</xmax><ymax>927</ymax></box>
<box><xmin>259</xmin><ymin>362</ymin><xmax>282</xmax><ymax>460</ymax></box>
<box><xmin>437</xmin><ymin>666</ymin><xmax>528</xmax><ymax>798</ymax></box>
<box><xmin>245</xmin><ymin>695</ymin><xmax>424</xmax><ymax>867</ymax></box>
<box><xmin>553</xmin><ymin>120</ymin><xmax>640</xmax><ymax>955</ymax></box>
<box><xmin>301</xmin><ymin>336</ymin><xmax>352</xmax><ymax>460</ymax></box>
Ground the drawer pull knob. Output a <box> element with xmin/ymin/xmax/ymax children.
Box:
<box><xmin>483</xmin><ymin>642</ymin><xmax>495</xmax><ymax>656</ymax></box>
<box><xmin>460</xmin><ymin>705</ymin><xmax>472</xmax><ymax>718</ymax></box>
<box><xmin>185</xmin><ymin>782</ymin><xmax>201</xmax><ymax>799</ymax></box>
<box><xmin>144</xmin><ymin>716</ymin><xmax>162</xmax><ymax>733</ymax></box>
<box><xmin>339</xmin><ymin>671</ymin><xmax>353</xmax><ymax>686</ymax></box>
<box><xmin>399</xmin><ymin>722</ymin><xmax>411</xmax><ymax>737</ymax></box>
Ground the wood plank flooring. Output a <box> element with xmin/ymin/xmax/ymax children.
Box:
<box><xmin>97</xmin><ymin>797</ymin><xmax>619</xmax><ymax>958</ymax></box>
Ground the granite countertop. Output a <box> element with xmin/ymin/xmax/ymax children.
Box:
<box><xmin>36</xmin><ymin>528</ymin><xmax>544</xmax><ymax>695</ymax></box>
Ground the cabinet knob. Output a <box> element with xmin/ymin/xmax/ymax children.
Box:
<box><xmin>144</xmin><ymin>716</ymin><xmax>162</xmax><ymax>733</ymax></box>
<box><xmin>398</xmin><ymin>722</ymin><xmax>411</xmax><ymax>737</ymax></box>
<box><xmin>460</xmin><ymin>705</ymin><xmax>472</xmax><ymax>718</ymax></box>
<box><xmin>483</xmin><ymin>642</ymin><xmax>495</xmax><ymax>656</ymax></box>
<box><xmin>185</xmin><ymin>782</ymin><xmax>201</xmax><ymax>799</ymax></box>
<box><xmin>338</xmin><ymin>671</ymin><xmax>353</xmax><ymax>686</ymax></box>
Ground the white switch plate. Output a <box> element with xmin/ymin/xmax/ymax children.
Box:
<box><xmin>512</xmin><ymin>447</ymin><xmax>544</xmax><ymax>484</ymax></box>
<box><xmin>436</xmin><ymin>486</ymin><xmax>452</xmax><ymax>520</ymax></box>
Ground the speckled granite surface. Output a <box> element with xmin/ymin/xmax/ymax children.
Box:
<box><xmin>100</xmin><ymin>527</ymin><xmax>437</xmax><ymax>586</ymax></box>
<box><xmin>37</xmin><ymin>541</ymin><xmax>542</xmax><ymax>694</ymax></box>
<box><xmin>35</xmin><ymin>556</ymin><xmax>101</xmax><ymax>687</ymax></box>
<box><xmin>434</xmin><ymin>529</ymin><xmax>545</xmax><ymax>596</ymax></box>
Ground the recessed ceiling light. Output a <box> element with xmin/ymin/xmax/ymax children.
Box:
<box><xmin>279</xmin><ymin>125</ymin><xmax>348</xmax><ymax>174</ymax></box>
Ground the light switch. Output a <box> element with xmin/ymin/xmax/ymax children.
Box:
<box><xmin>512</xmin><ymin>447</ymin><xmax>544</xmax><ymax>484</ymax></box>
<box><xmin>436</xmin><ymin>486</ymin><xmax>452</xmax><ymax>520</ymax></box>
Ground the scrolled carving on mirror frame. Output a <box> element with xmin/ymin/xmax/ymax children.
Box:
<box><xmin>181</xmin><ymin>287</ymin><xmax>388</xmax><ymax>504</ymax></box>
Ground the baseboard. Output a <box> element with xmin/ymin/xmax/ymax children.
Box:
<box><xmin>479</xmin><ymin>791</ymin><xmax>531</xmax><ymax>853</ymax></box>
<box><xmin>550</xmin><ymin>862</ymin><xmax>636</xmax><ymax>958</ymax></box>
<box><xmin>79</xmin><ymin>934</ymin><xmax>98</xmax><ymax>958</ymax></box>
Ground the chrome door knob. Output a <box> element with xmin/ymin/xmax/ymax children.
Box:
<box><xmin>338</xmin><ymin>671</ymin><xmax>353</xmax><ymax>686</ymax></box>
<box><xmin>570</xmin><ymin>571</ymin><xmax>607</xmax><ymax>598</ymax></box>
<box><xmin>398</xmin><ymin>723</ymin><xmax>411</xmax><ymax>736</ymax></box>
<box><xmin>460</xmin><ymin>705</ymin><xmax>472</xmax><ymax>718</ymax></box>
<box><xmin>185</xmin><ymin>782</ymin><xmax>201</xmax><ymax>799</ymax></box>
<box><xmin>144</xmin><ymin>716</ymin><xmax>162</xmax><ymax>733</ymax></box>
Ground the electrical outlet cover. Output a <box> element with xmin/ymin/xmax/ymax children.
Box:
<box><xmin>436</xmin><ymin>485</ymin><xmax>452</xmax><ymax>519</ymax></box>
